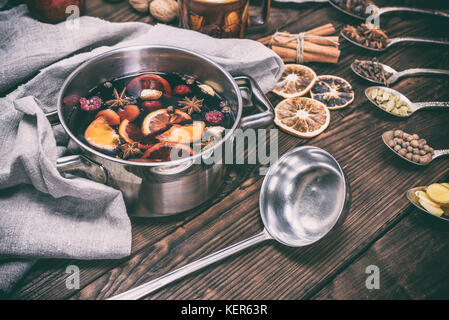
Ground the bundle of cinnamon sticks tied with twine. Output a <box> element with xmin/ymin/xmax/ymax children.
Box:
<box><xmin>257</xmin><ymin>23</ymin><xmax>340</xmax><ymax>64</ymax></box>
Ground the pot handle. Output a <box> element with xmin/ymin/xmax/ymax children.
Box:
<box><xmin>57</xmin><ymin>154</ymin><xmax>109</xmax><ymax>185</ymax></box>
<box><xmin>45</xmin><ymin>110</ymin><xmax>61</xmax><ymax>126</ymax></box>
<box><xmin>234</xmin><ymin>75</ymin><xmax>274</xmax><ymax>129</ymax></box>
<box><xmin>45</xmin><ymin>112</ymin><xmax>109</xmax><ymax>184</ymax></box>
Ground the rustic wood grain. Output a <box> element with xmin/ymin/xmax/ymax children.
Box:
<box><xmin>8</xmin><ymin>0</ymin><xmax>449</xmax><ymax>299</ymax></box>
<box><xmin>312</xmin><ymin>204</ymin><xmax>449</xmax><ymax>299</ymax></box>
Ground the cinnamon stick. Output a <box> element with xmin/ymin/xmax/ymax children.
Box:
<box><xmin>271</xmin><ymin>45</ymin><xmax>339</xmax><ymax>64</ymax></box>
<box><xmin>306</xmin><ymin>23</ymin><xmax>336</xmax><ymax>36</ymax></box>
<box><xmin>270</xmin><ymin>37</ymin><xmax>340</xmax><ymax>59</ymax></box>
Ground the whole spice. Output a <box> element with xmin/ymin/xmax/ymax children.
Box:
<box><xmin>118</xmin><ymin>142</ymin><xmax>143</xmax><ymax>159</ymax></box>
<box><xmin>150</xmin><ymin>0</ymin><xmax>178</xmax><ymax>23</ymax></box>
<box><xmin>387</xmin><ymin>130</ymin><xmax>434</xmax><ymax>164</ymax></box>
<box><xmin>368</xmin><ymin>88</ymin><xmax>411</xmax><ymax>117</ymax></box>
<box><xmin>257</xmin><ymin>23</ymin><xmax>341</xmax><ymax>64</ymax></box>
<box><xmin>353</xmin><ymin>58</ymin><xmax>392</xmax><ymax>85</ymax></box>
<box><xmin>342</xmin><ymin>24</ymin><xmax>391</xmax><ymax>49</ymax></box>
<box><xmin>106</xmin><ymin>87</ymin><xmax>133</xmax><ymax>108</ymax></box>
<box><xmin>178</xmin><ymin>96</ymin><xmax>203</xmax><ymax>115</ymax></box>
<box><xmin>330</xmin><ymin>0</ymin><xmax>373</xmax><ymax>17</ymax></box>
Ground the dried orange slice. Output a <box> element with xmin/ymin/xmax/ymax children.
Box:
<box><xmin>157</xmin><ymin>121</ymin><xmax>205</xmax><ymax>144</ymax></box>
<box><xmin>141</xmin><ymin>108</ymin><xmax>191</xmax><ymax>136</ymax></box>
<box><xmin>141</xmin><ymin>142</ymin><xmax>194</xmax><ymax>162</ymax></box>
<box><xmin>310</xmin><ymin>75</ymin><xmax>354</xmax><ymax>110</ymax></box>
<box><xmin>274</xmin><ymin>97</ymin><xmax>330</xmax><ymax>138</ymax></box>
<box><xmin>84</xmin><ymin>117</ymin><xmax>120</xmax><ymax>150</ymax></box>
<box><xmin>272</xmin><ymin>64</ymin><xmax>317</xmax><ymax>98</ymax></box>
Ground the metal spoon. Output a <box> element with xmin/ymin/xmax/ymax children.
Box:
<box><xmin>341</xmin><ymin>30</ymin><xmax>449</xmax><ymax>52</ymax></box>
<box><xmin>365</xmin><ymin>86</ymin><xmax>449</xmax><ymax>118</ymax></box>
<box><xmin>328</xmin><ymin>0</ymin><xmax>449</xmax><ymax>21</ymax></box>
<box><xmin>108</xmin><ymin>146</ymin><xmax>348</xmax><ymax>300</ymax></box>
<box><xmin>382</xmin><ymin>131</ymin><xmax>449</xmax><ymax>166</ymax></box>
<box><xmin>351</xmin><ymin>60</ymin><xmax>449</xmax><ymax>85</ymax></box>
<box><xmin>406</xmin><ymin>186</ymin><xmax>449</xmax><ymax>222</ymax></box>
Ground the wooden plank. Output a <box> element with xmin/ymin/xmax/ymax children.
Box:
<box><xmin>9</xmin><ymin>0</ymin><xmax>449</xmax><ymax>299</ymax></box>
<box><xmin>312</xmin><ymin>206</ymin><xmax>449</xmax><ymax>299</ymax></box>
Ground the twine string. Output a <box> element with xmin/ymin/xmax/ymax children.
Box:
<box><xmin>272</xmin><ymin>32</ymin><xmax>339</xmax><ymax>63</ymax></box>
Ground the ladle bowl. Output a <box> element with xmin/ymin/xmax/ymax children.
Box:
<box><xmin>108</xmin><ymin>146</ymin><xmax>348</xmax><ymax>300</ymax></box>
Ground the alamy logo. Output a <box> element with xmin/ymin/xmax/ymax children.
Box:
<box><xmin>365</xmin><ymin>5</ymin><xmax>380</xmax><ymax>29</ymax></box>
<box><xmin>365</xmin><ymin>265</ymin><xmax>380</xmax><ymax>290</ymax></box>
<box><xmin>65</xmin><ymin>265</ymin><xmax>80</xmax><ymax>290</ymax></box>
<box><xmin>65</xmin><ymin>5</ymin><xmax>80</xmax><ymax>30</ymax></box>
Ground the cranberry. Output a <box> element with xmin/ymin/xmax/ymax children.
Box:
<box><xmin>173</xmin><ymin>84</ymin><xmax>192</xmax><ymax>96</ymax></box>
<box><xmin>79</xmin><ymin>96</ymin><xmax>102</xmax><ymax>111</ymax></box>
<box><xmin>205</xmin><ymin>110</ymin><xmax>223</xmax><ymax>124</ymax></box>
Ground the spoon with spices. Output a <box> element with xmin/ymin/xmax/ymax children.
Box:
<box><xmin>352</xmin><ymin>59</ymin><xmax>449</xmax><ymax>86</ymax></box>
<box><xmin>328</xmin><ymin>0</ymin><xmax>449</xmax><ymax>21</ymax></box>
<box><xmin>406</xmin><ymin>184</ymin><xmax>449</xmax><ymax>222</ymax></box>
<box><xmin>341</xmin><ymin>25</ymin><xmax>449</xmax><ymax>52</ymax></box>
<box><xmin>382</xmin><ymin>130</ymin><xmax>449</xmax><ymax>166</ymax></box>
<box><xmin>365</xmin><ymin>86</ymin><xmax>449</xmax><ymax>118</ymax></box>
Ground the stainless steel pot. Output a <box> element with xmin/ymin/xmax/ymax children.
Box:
<box><xmin>49</xmin><ymin>45</ymin><xmax>274</xmax><ymax>217</ymax></box>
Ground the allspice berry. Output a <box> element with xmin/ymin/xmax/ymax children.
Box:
<box><xmin>394</xmin><ymin>130</ymin><xmax>403</xmax><ymax>138</ymax></box>
<box><xmin>389</xmin><ymin>130</ymin><xmax>435</xmax><ymax>164</ymax></box>
<box><xmin>150</xmin><ymin>0</ymin><xmax>178</xmax><ymax>22</ymax></box>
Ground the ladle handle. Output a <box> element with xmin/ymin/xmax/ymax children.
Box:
<box><xmin>397</xmin><ymin>68</ymin><xmax>449</xmax><ymax>79</ymax></box>
<box><xmin>378</xmin><ymin>7</ymin><xmax>449</xmax><ymax>19</ymax></box>
<box><xmin>414</xmin><ymin>101</ymin><xmax>449</xmax><ymax>109</ymax></box>
<box><xmin>107</xmin><ymin>231</ymin><xmax>270</xmax><ymax>300</ymax></box>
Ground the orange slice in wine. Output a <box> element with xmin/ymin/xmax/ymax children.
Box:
<box><xmin>157</xmin><ymin>121</ymin><xmax>205</xmax><ymax>144</ymax></box>
<box><xmin>141</xmin><ymin>108</ymin><xmax>191</xmax><ymax>136</ymax></box>
<box><xmin>84</xmin><ymin>117</ymin><xmax>120</xmax><ymax>150</ymax></box>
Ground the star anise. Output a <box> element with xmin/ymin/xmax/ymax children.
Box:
<box><xmin>118</xmin><ymin>142</ymin><xmax>142</xmax><ymax>159</ymax></box>
<box><xmin>178</xmin><ymin>96</ymin><xmax>203</xmax><ymax>115</ymax></box>
<box><xmin>106</xmin><ymin>87</ymin><xmax>132</xmax><ymax>108</ymax></box>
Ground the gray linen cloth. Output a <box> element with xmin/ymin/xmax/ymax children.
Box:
<box><xmin>0</xmin><ymin>5</ymin><xmax>283</xmax><ymax>296</ymax></box>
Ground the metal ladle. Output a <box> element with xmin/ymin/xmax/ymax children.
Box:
<box><xmin>351</xmin><ymin>60</ymin><xmax>449</xmax><ymax>86</ymax></box>
<box><xmin>328</xmin><ymin>0</ymin><xmax>449</xmax><ymax>21</ymax></box>
<box><xmin>365</xmin><ymin>86</ymin><xmax>449</xmax><ymax>118</ymax></box>
<box><xmin>108</xmin><ymin>146</ymin><xmax>348</xmax><ymax>300</ymax></box>
<box><xmin>341</xmin><ymin>30</ymin><xmax>449</xmax><ymax>52</ymax></box>
<box><xmin>382</xmin><ymin>131</ymin><xmax>449</xmax><ymax>166</ymax></box>
<box><xmin>406</xmin><ymin>186</ymin><xmax>449</xmax><ymax>223</ymax></box>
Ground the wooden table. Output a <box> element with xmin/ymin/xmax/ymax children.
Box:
<box><xmin>10</xmin><ymin>0</ymin><xmax>449</xmax><ymax>300</ymax></box>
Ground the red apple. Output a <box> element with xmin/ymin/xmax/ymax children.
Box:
<box><xmin>26</xmin><ymin>0</ymin><xmax>85</xmax><ymax>23</ymax></box>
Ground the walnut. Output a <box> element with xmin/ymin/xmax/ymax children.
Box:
<box><xmin>150</xmin><ymin>0</ymin><xmax>178</xmax><ymax>23</ymax></box>
<box><xmin>128</xmin><ymin>0</ymin><xmax>150</xmax><ymax>13</ymax></box>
